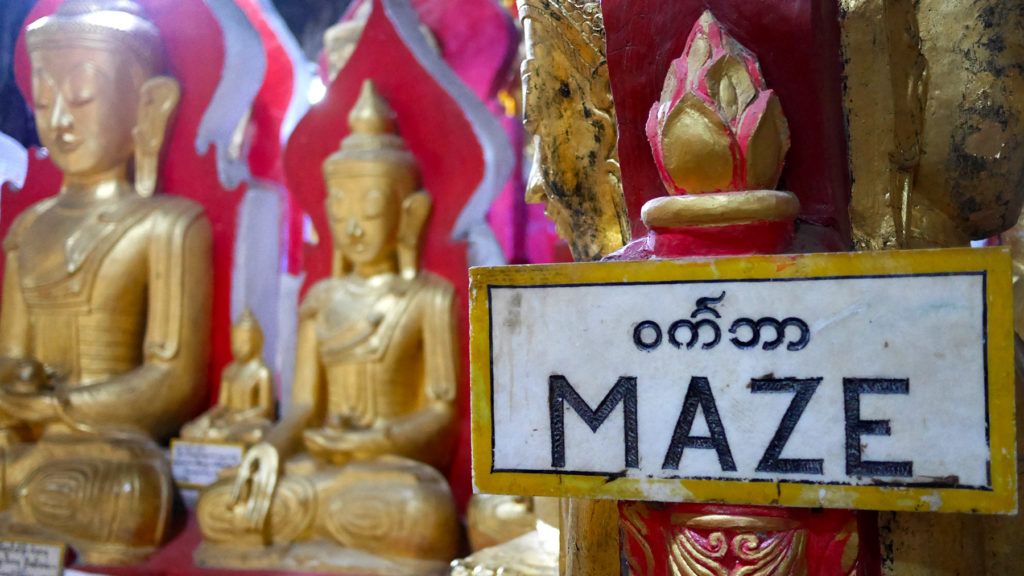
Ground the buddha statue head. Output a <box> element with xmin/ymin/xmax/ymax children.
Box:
<box><xmin>517</xmin><ymin>0</ymin><xmax>629</xmax><ymax>261</ymax></box>
<box><xmin>25</xmin><ymin>0</ymin><xmax>180</xmax><ymax>197</ymax></box>
<box><xmin>322</xmin><ymin>80</ymin><xmax>431</xmax><ymax>280</ymax></box>
<box><xmin>230</xmin><ymin>309</ymin><xmax>263</xmax><ymax>363</ymax></box>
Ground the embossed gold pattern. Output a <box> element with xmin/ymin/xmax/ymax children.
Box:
<box><xmin>666</xmin><ymin>515</ymin><xmax>806</xmax><ymax>576</ymax></box>
<box><xmin>621</xmin><ymin>502</ymin><xmax>654</xmax><ymax>576</ymax></box>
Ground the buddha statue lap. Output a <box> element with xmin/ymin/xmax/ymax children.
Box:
<box><xmin>181</xmin><ymin>309</ymin><xmax>274</xmax><ymax>445</ymax></box>
<box><xmin>0</xmin><ymin>0</ymin><xmax>213</xmax><ymax>564</ymax></box>
<box><xmin>195</xmin><ymin>81</ymin><xmax>459</xmax><ymax>573</ymax></box>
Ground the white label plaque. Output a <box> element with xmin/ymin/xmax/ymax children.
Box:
<box><xmin>470</xmin><ymin>249</ymin><xmax>1017</xmax><ymax>513</ymax></box>
<box><xmin>0</xmin><ymin>539</ymin><xmax>64</xmax><ymax>576</ymax></box>
<box><xmin>170</xmin><ymin>440</ymin><xmax>244</xmax><ymax>489</ymax></box>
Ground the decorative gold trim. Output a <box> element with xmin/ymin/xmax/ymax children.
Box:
<box><xmin>671</xmin><ymin>514</ymin><xmax>800</xmax><ymax>533</ymax></box>
<box><xmin>622</xmin><ymin>502</ymin><xmax>655</xmax><ymax>576</ymax></box>
<box><xmin>641</xmin><ymin>191</ymin><xmax>800</xmax><ymax>229</ymax></box>
<box><xmin>666</xmin><ymin>519</ymin><xmax>807</xmax><ymax>576</ymax></box>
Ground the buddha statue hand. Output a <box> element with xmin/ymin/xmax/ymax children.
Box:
<box><xmin>0</xmin><ymin>359</ymin><xmax>57</xmax><ymax>424</ymax></box>
<box><xmin>303</xmin><ymin>425</ymin><xmax>392</xmax><ymax>464</ymax></box>
<box><xmin>230</xmin><ymin>441</ymin><xmax>280</xmax><ymax>538</ymax></box>
<box><xmin>180</xmin><ymin>405</ymin><xmax>227</xmax><ymax>440</ymax></box>
<box><xmin>0</xmin><ymin>358</ymin><xmax>49</xmax><ymax>393</ymax></box>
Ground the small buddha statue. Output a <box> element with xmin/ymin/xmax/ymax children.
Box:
<box><xmin>181</xmin><ymin>309</ymin><xmax>273</xmax><ymax>445</ymax></box>
<box><xmin>196</xmin><ymin>80</ymin><xmax>458</xmax><ymax>572</ymax></box>
<box><xmin>0</xmin><ymin>0</ymin><xmax>212</xmax><ymax>563</ymax></box>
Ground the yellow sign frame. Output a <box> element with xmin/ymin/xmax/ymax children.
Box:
<box><xmin>469</xmin><ymin>247</ymin><xmax>1017</xmax><ymax>514</ymax></box>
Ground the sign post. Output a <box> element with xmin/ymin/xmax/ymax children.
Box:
<box><xmin>470</xmin><ymin>248</ymin><xmax>1016</xmax><ymax>514</ymax></box>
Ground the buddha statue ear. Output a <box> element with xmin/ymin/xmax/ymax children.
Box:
<box><xmin>397</xmin><ymin>191</ymin><xmax>432</xmax><ymax>280</ymax></box>
<box><xmin>133</xmin><ymin>76</ymin><xmax>181</xmax><ymax>197</ymax></box>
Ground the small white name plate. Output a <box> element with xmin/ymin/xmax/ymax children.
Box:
<box><xmin>470</xmin><ymin>248</ymin><xmax>1017</xmax><ymax>513</ymax></box>
<box><xmin>0</xmin><ymin>539</ymin><xmax>65</xmax><ymax>576</ymax></box>
<box><xmin>170</xmin><ymin>440</ymin><xmax>244</xmax><ymax>489</ymax></box>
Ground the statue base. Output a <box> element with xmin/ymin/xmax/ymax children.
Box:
<box><xmin>0</xmin><ymin>517</ymin><xmax>154</xmax><ymax>567</ymax></box>
<box><xmin>450</xmin><ymin>524</ymin><xmax>558</xmax><ymax>576</ymax></box>
<box><xmin>194</xmin><ymin>541</ymin><xmax>450</xmax><ymax>576</ymax></box>
<box><xmin>607</xmin><ymin>191</ymin><xmax>801</xmax><ymax>260</ymax></box>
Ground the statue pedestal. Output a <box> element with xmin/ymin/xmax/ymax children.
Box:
<box><xmin>621</xmin><ymin>503</ymin><xmax>877</xmax><ymax>576</ymax></box>
<box><xmin>78</xmin><ymin>512</ymin><xmax>437</xmax><ymax>576</ymax></box>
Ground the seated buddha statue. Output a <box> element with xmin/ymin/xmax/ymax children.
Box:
<box><xmin>181</xmin><ymin>309</ymin><xmax>274</xmax><ymax>445</ymax></box>
<box><xmin>0</xmin><ymin>0</ymin><xmax>212</xmax><ymax>563</ymax></box>
<box><xmin>195</xmin><ymin>80</ymin><xmax>458</xmax><ymax>571</ymax></box>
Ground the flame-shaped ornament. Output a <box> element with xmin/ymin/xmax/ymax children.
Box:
<box><xmin>613</xmin><ymin>10</ymin><xmax>800</xmax><ymax>253</ymax></box>
<box><xmin>647</xmin><ymin>11</ymin><xmax>790</xmax><ymax>195</ymax></box>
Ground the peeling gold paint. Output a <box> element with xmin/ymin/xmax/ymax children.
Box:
<box><xmin>842</xmin><ymin>0</ymin><xmax>1024</xmax><ymax>251</ymax></box>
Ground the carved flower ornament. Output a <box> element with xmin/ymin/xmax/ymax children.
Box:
<box><xmin>647</xmin><ymin>11</ymin><xmax>790</xmax><ymax>196</ymax></box>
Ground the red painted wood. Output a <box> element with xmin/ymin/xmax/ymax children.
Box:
<box><xmin>607</xmin><ymin>221</ymin><xmax>796</xmax><ymax>261</ymax></box>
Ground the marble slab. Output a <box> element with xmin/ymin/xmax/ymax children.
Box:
<box><xmin>170</xmin><ymin>439</ymin><xmax>244</xmax><ymax>490</ymax></box>
<box><xmin>0</xmin><ymin>538</ymin><xmax>65</xmax><ymax>576</ymax></box>
<box><xmin>469</xmin><ymin>248</ymin><xmax>1017</xmax><ymax>513</ymax></box>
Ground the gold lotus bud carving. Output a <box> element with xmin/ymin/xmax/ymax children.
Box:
<box><xmin>640</xmin><ymin>11</ymin><xmax>798</xmax><ymax>233</ymax></box>
<box><xmin>648</xmin><ymin>11</ymin><xmax>790</xmax><ymax>197</ymax></box>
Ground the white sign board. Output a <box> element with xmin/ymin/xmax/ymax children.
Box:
<box><xmin>470</xmin><ymin>249</ymin><xmax>1016</xmax><ymax>513</ymax></box>
<box><xmin>0</xmin><ymin>540</ymin><xmax>64</xmax><ymax>576</ymax></box>
<box><xmin>170</xmin><ymin>440</ymin><xmax>244</xmax><ymax>489</ymax></box>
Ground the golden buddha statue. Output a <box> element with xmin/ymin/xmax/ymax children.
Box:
<box><xmin>0</xmin><ymin>0</ymin><xmax>213</xmax><ymax>563</ymax></box>
<box><xmin>181</xmin><ymin>309</ymin><xmax>273</xmax><ymax>445</ymax></box>
<box><xmin>195</xmin><ymin>80</ymin><xmax>459</xmax><ymax>573</ymax></box>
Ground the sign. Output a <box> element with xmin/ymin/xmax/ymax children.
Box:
<box><xmin>170</xmin><ymin>439</ymin><xmax>244</xmax><ymax>489</ymax></box>
<box><xmin>0</xmin><ymin>539</ymin><xmax>65</xmax><ymax>576</ymax></box>
<box><xmin>470</xmin><ymin>248</ymin><xmax>1016</xmax><ymax>513</ymax></box>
